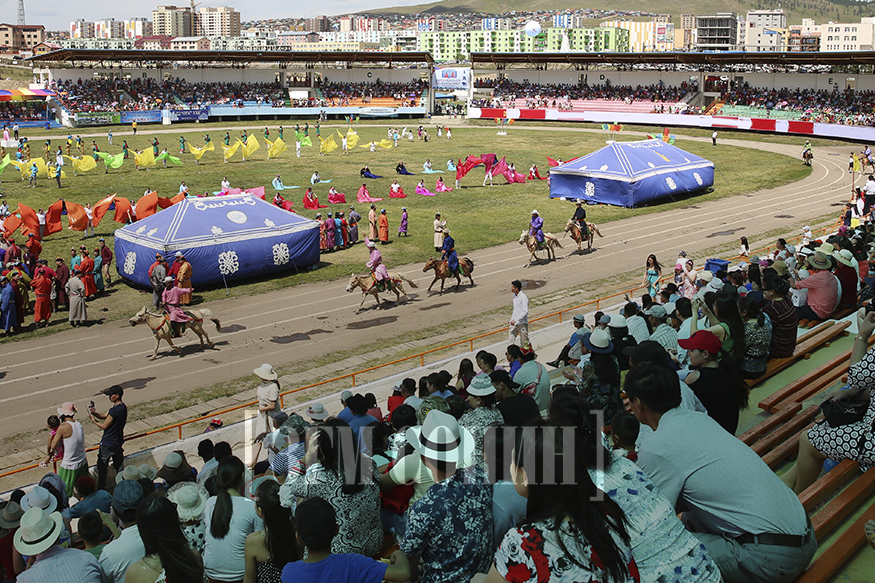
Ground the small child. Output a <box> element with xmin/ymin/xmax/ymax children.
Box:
<box><xmin>610</xmin><ymin>412</ymin><xmax>640</xmax><ymax>462</ymax></box>
<box><xmin>46</xmin><ymin>415</ymin><xmax>64</xmax><ymax>463</ymax></box>
<box><xmin>282</xmin><ymin>497</ymin><xmax>411</xmax><ymax>582</ymax></box>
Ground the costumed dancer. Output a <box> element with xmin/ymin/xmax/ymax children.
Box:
<box><xmin>416</xmin><ymin>180</ymin><xmax>436</xmax><ymax>197</ymax></box>
<box><xmin>398</xmin><ymin>207</ymin><xmax>408</xmax><ymax>237</ymax></box>
<box><xmin>390</xmin><ymin>180</ymin><xmax>406</xmax><ymax>198</ymax></box>
<box><xmin>348</xmin><ymin>206</ymin><xmax>361</xmax><ymax>244</ymax></box>
<box><xmin>378</xmin><ymin>209</ymin><xmax>389</xmax><ymax>245</ymax></box>
<box><xmin>324</xmin><ymin>213</ymin><xmax>336</xmax><ymax>251</ymax></box>
<box><xmin>433</xmin><ymin>213</ymin><xmax>447</xmax><ymax>252</ymax></box>
<box><xmin>435</xmin><ymin>177</ymin><xmax>452</xmax><ymax>192</ymax></box>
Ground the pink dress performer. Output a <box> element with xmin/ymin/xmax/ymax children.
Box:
<box><xmin>415</xmin><ymin>181</ymin><xmax>435</xmax><ymax>196</ymax></box>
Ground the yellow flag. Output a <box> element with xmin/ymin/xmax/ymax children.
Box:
<box><xmin>853</xmin><ymin>153</ymin><xmax>862</xmax><ymax>172</ymax></box>
<box><xmin>135</xmin><ymin>149</ymin><xmax>157</xmax><ymax>167</ymax></box>
<box><xmin>345</xmin><ymin>129</ymin><xmax>360</xmax><ymax>149</ymax></box>
<box><xmin>378</xmin><ymin>139</ymin><xmax>394</xmax><ymax>150</ymax></box>
<box><xmin>12</xmin><ymin>158</ymin><xmax>50</xmax><ymax>177</ymax></box>
<box><xmin>31</xmin><ymin>158</ymin><xmax>49</xmax><ymax>177</ymax></box>
<box><xmin>242</xmin><ymin>135</ymin><xmax>261</xmax><ymax>158</ymax></box>
<box><xmin>188</xmin><ymin>141</ymin><xmax>214</xmax><ymax>161</ymax></box>
<box><xmin>222</xmin><ymin>140</ymin><xmax>241</xmax><ymax>160</ymax></box>
<box><xmin>266</xmin><ymin>137</ymin><xmax>287</xmax><ymax>159</ymax></box>
<box><xmin>319</xmin><ymin>134</ymin><xmax>338</xmax><ymax>154</ymax></box>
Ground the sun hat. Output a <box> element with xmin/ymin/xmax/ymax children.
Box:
<box><xmin>306</xmin><ymin>403</ymin><xmax>329</xmax><ymax>421</ymax></box>
<box><xmin>815</xmin><ymin>242</ymin><xmax>835</xmax><ymax>255</ymax></box>
<box><xmin>115</xmin><ymin>465</ymin><xmax>144</xmax><ymax>485</ymax></box>
<box><xmin>710</xmin><ymin>280</ymin><xmax>724</xmax><ymax>291</ymax></box>
<box><xmin>0</xmin><ymin>502</ymin><xmax>24</xmax><ymax>529</ymax></box>
<box><xmin>834</xmin><ymin>249</ymin><xmax>855</xmax><ymax>267</ymax></box>
<box><xmin>157</xmin><ymin>451</ymin><xmax>194</xmax><ymax>482</ymax></box>
<box><xmin>13</xmin><ymin>508</ymin><xmax>63</xmax><ymax>556</ymax></box>
<box><xmin>598</xmin><ymin>314</ymin><xmax>611</xmax><ymax>325</ymax></box>
<box><xmin>163</xmin><ymin>276</ymin><xmax>173</xmax><ymax>283</ymax></box>
<box><xmin>786</xmin><ymin>244</ymin><xmax>796</xmax><ymax>255</ymax></box>
<box><xmin>662</xmin><ymin>302</ymin><xmax>676</xmax><ymax>316</ymax></box>
<box><xmin>583</xmin><ymin>328</ymin><xmax>614</xmax><ymax>354</ymax></box>
<box><xmin>20</xmin><ymin>486</ymin><xmax>58</xmax><ymax>514</ymax></box>
<box><xmin>366</xmin><ymin>240</ymin><xmax>377</xmax><ymax>248</ymax></box>
<box><xmin>341</xmin><ymin>390</ymin><xmax>353</xmax><ymax>401</ymax></box>
<box><xmin>679</xmin><ymin>330</ymin><xmax>722</xmax><ymax>355</ymax></box>
<box><xmin>572</xmin><ymin>314</ymin><xmax>586</xmax><ymax>324</ymax></box>
<box><xmin>622</xmin><ymin>340</ymin><xmax>668</xmax><ymax>364</ymax></box>
<box><xmin>799</xmin><ymin>246</ymin><xmax>814</xmax><ymax>256</ymax></box>
<box><xmin>57</xmin><ymin>402</ymin><xmax>76</xmax><ymax>417</ymax></box>
<box><xmin>607</xmin><ymin>314</ymin><xmax>627</xmax><ymax>328</ymax></box>
<box><xmin>531</xmin><ymin>209</ymin><xmax>538</xmax><ymax>214</ymax></box>
<box><xmin>138</xmin><ymin>464</ymin><xmax>158</xmax><ymax>481</ymax></box>
<box><xmin>467</xmin><ymin>374</ymin><xmax>496</xmax><ymax>397</ymax></box>
<box><xmin>772</xmin><ymin>261</ymin><xmax>789</xmax><ymax>276</ymax></box>
<box><xmin>253</xmin><ymin>363</ymin><xmax>278</xmax><ymax>381</ymax></box>
<box><xmin>406</xmin><ymin>410</ymin><xmax>474</xmax><ymax>464</ymax></box>
<box><xmin>167</xmin><ymin>482</ymin><xmax>208</xmax><ymax>522</ymax></box>
<box><xmin>698</xmin><ymin>271</ymin><xmax>714</xmax><ymax>283</ymax></box>
<box><xmin>644</xmin><ymin>304</ymin><xmax>667</xmax><ymax>319</ymax></box>
<box><xmin>489</xmin><ymin>369</ymin><xmax>520</xmax><ymax>391</ymax></box>
<box><xmin>175</xmin><ymin>251</ymin><xmax>183</xmax><ymax>257</ymax></box>
<box><xmin>279</xmin><ymin>413</ymin><xmax>310</xmax><ymax>439</ymax></box>
<box><xmin>807</xmin><ymin>252</ymin><xmax>831</xmax><ymax>271</ymax></box>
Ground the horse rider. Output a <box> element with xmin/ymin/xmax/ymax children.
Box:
<box><xmin>802</xmin><ymin>140</ymin><xmax>813</xmax><ymax>162</ymax></box>
<box><xmin>366</xmin><ymin>239</ymin><xmax>394</xmax><ymax>293</ymax></box>
<box><xmin>440</xmin><ymin>228</ymin><xmax>459</xmax><ymax>274</ymax></box>
<box><xmin>161</xmin><ymin>276</ymin><xmax>193</xmax><ymax>337</ymax></box>
<box><xmin>571</xmin><ymin>200</ymin><xmax>588</xmax><ymax>241</ymax></box>
<box><xmin>530</xmin><ymin>210</ymin><xmax>546</xmax><ymax>248</ymax></box>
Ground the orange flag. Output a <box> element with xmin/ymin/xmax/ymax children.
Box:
<box><xmin>157</xmin><ymin>196</ymin><xmax>174</xmax><ymax>209</ymax></box>
<box><xmin>136</xmin><ymin>191</ymin><xmax>158</xmax><ymax>220</ymax></box>
<box><xmin>65</xmin><ymin>201</ymin><xmax>88</xmax><ymax>231</ymax></box>
<box><xmin>45</xmin><ymin>201</ymin><xmax>64</xmax><ymax>237</ymax></box>
<box><xmin>114</xmin><ymin>197</ymin><xmax>134</xmax><ymax>223</ymax></box>
<box><xmin>17</xmin><ymin>204</ymin><xmax>40</xmax><ymax>239</ymax></box>
<box><xmin>91</xmin><ymin>194</ymin><xmax>116</xmax><ymax>228</ymax></box>
<box><xmin>2</xmin><ymin>215</ymin><xmax>23</xmax><ymax>239</ymax></box>
<box><xmin>170</xmin><ymin>192</ymin><xmax>186</xmax><ymax>205</ymax></box>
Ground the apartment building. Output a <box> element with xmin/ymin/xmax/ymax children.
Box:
<box><xmin>152</xmin><ymin>6</ymin><xmax>193</xmax><ymax>37</ymax></box>
<box><xmin>0</xmin><ymin>23</ymin><xmax>45</xmax><ymax>52</ymax></box>
<box><xmin>197</xmin><ymin>7</ymin><xmax>240</xmax><ymax>37</ymax></box>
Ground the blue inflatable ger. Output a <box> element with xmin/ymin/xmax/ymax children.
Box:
<box><xmin>114</xmin><ymin>194</ymin><xmax>320</xmax><ymax>288</ymax></box>
<box><xmin>549</xmin><ymin>140</ymin><xmax>715</xmax><ymax>208</ymax></box>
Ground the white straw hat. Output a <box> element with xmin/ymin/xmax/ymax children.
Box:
<box><xmin>406</xmin><ymin>410</ymin><xmax>474</xmax><ymax>464</ymax></box>
<box><xmin>13</xmin><ymin>508</ymin><xmax>63</xmax><ymax>556</ymax></box>
<box><xmin>467</xmin><ymin>375</ymin><xmax>496</xmax><ymax>397</ymax></box>
<box><xmin>253</xmin><ymin>363</ymin><xmax>278</xmax><ymax>381</ymax></box>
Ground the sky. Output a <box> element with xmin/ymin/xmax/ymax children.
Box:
<box><xmin>6</xmin><ymin>0</ymin><xmax>435</xmax><ymax>31</ymax></box>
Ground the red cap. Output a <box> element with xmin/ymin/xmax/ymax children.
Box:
<box><xmin>678</xmin><ymin>330</ymin><xmax>722</xmax><ymax>354</ymax></box>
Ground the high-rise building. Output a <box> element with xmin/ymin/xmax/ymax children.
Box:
<box><xmin>553</xmin><ymin>14</ymin><xmax>584</xmax><ymax>29</ymax></box>
<box><xmin>94</xmin><ymin>18</ymin><xmax>125</xmax><ymax>39</ymax></box>
<box><xmin>305</xmin><ymin>15</ymin><xmax>329</xmax><ymax>32</ymax></box>
<box><xmin>600</xmin><ymin>20</ymin><xmax>674</xmax><ymax>52</ymax></box>
<box><xmin>125</xmin><ymin>18</ymin><xmax>153</xmax><ymax>39</ymax></box>
<box><xmin>482</xmin><ymin>18</ymin><xmax>512</xmax><ymax>31</ymax></box>
<box><xmin>746</xmin><ymin>9</ymin><xmax>787</xmax><ymax>29</ymax></box>
<box><xmin>416</xmin><ymin>18</ymin><xmax>444</xmax><ymax>32</ymax></box>
<box><xmin>196</xmin><ymin>7</ymin><xmax>240</xmax><ymax>37</ymax></box>
<box><xmin>339</xmin><ymin>16</ymin><xmax>358</xmax><ymax>32</ymax></box>
<box><xmin>680</xmin><ymin>14</ymin><xmax>696</xmax><ymax>29</ymax></box>
<box><xmin>152</xmin><ymin>5</ymin><xmax>193</xmax><ymax>37</ymax></box>
<box><xmin>695</xmin><ymin>12</ymin><xmax>739</xmax><ymax>51</ymax></box>
<box><xmin>70</xmin><ymin>20</ymin><xmax>95</xmax><ymax>38</ymax></box>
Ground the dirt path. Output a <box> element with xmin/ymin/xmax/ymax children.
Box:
<box><xmin>0</xmin><ymin>135</ymin><xmax>849</xmax><ymax>444</ymax></box>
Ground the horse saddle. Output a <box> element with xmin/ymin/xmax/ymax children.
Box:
<box><xmin>537</xmin><ymin>240</ymin><xmax>548</xmax><ymax>250</ymax></box>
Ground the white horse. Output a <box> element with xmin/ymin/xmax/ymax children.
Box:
<box><xmin>129</xmin><ymin>306</ymin><xmax>221</xmax><ymax>360</ymax></box>
<box><xmin>346</xmin><ymin>272</ymin><xmax>417</xmax><ymax>310</ymax></box>
<box><xmin>519</xmin><ymin>231</ymin><xmax>563</xmax><ymax>265</ymax></box>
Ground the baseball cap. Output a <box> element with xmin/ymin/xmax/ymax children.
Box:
<box><xmin>270</xmin><ymin>411</ymin><xmax>289</xmax><ymax>425</ymax></box>
<box><xmin>622</xmin><ymin>340</ymin><xmax>668</xmax><ymax>364</ymax></box>
<box><xmin>279</xmin><ymin>413</ymin><xmax>310</xmax><ymax>439</ymax></box>
<box><xmin>598</xmin><ymin>314</ymin><xmax>611</xmax><ymax>325</ymax></box>
<box><xmin>102</xmin><ymin>385</ymin><xmax>123</xmax><ymax>397</ymax></box>
<box><xmin>341</xmin><ymin>390</ymin><xmax>353</xmax><ymax>401</ymax></box>
<box><xmin>643</xmin><ymin>305</ymin><xmax>667</xmax><ymax>319</ymax></box>
<box><xmin>489</xmin><ymin>369</ymin><xmax>520</xmax><ymax>390</ymax></box>
<box><xmin>678</xmin><ymin>330</ymin><xmax>722</xmax><ymax>354</ymax></box>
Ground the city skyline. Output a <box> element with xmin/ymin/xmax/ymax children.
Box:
<box><xmin>12</xmin><ymin>0</ymin><xmax>434</xmax><ymax>30</ymax></box>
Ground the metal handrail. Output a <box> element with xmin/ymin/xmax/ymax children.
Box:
<box><xmin>0</xmin><ymin>223</ymin><xmax>840</xmax><ymax>481</ymax></box>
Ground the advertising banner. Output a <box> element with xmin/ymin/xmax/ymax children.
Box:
<box><xmin>169</xmin><ymin>108</ymin><xmax>210</xmax><ymax>122</ymax></box>
<box><xmin>75</xmin><ymin>112</ymin><xmax>121</xmax><ymax>126</ymax></box>
<box><xmin>358</xmin><ymin>107</ymin><xmax>398</xmax><ymax>117</ymax></box>
<box><xmin>120</xmin><ymin>110</ymin><xmax>162</xmax><ymax>123</ymax></box>
<box><xmin>433</xmin><ymin>67</ymin><xmax>471</xmax><ymax>90</ymax></box>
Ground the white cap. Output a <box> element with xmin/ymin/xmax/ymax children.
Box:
<box><xmin>164</xmin><ymin>276</ymin><xmax>173</xmax><ymax>283</ymax></box>
<box><xmin>531</xmin><ymin>209</ymin><xmax>539</xmax><ymax>214</ymax></box>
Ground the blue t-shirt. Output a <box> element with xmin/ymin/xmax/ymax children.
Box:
<box><xmin>281</xmin><ymin>553</ymin><xmax>387</xmax><ymax>583</ymax></box>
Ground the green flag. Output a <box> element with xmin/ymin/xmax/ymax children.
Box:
<box><xmin>0</xmin><ymin>153</ymin><xmax>9</xmax><ymax>174</ymax></box>
<box><xmin>296</xmin><ymin>132</ymin><xmax>312</xmax><ymax>147</ymax></box>
<box><xmin>105</xmin><ymin>152</ymin><xmax>125</xmax><ymax>169</ymax></box>
<box><xmin>156</xmin><ymin>152</ymin><xmax>183</xmax><ymax>165</ymax></box>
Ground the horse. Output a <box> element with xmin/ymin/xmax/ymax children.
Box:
<box><xmin>564</xmin><ymin>220</ymin><xmax>603</xmax><ymax>252</ymax></box>
<box><xmin>129</xmin><ymin>306</ymin><xmax>221</xmax><ymax>361</ymax></box>
<box><xmin>802</xmin><ymin>149</ymin><xmax>813</xmax><ymax>166</ymax></box>
<box><xmin>346</xmin><ymin>272</ymin><xmax>418</xmax><ymax>310</ymax></box>
<box><xmin>422</xmin><ymin>257</ymin><xmax>475</xmax><ymax>295</ymax></box>
<box><xmin>519</xmin><ymin>231</ymin><xmax>563</xmax><ymax>265</ymax></box>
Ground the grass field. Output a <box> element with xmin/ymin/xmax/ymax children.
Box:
<box><xmin>0</xmin><ymin>123</ymin><xmax>810</xmax><ymax>341</ymax></box>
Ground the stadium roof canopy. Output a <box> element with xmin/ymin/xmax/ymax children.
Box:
<box><xmin>27</xmin><ymin>49</ymin><xmax>433</xmax><ymax>66</ymax></box>
<box><xmin>470</xmin><ymin>51</ymin><xmax>875</xmax><ymax>67</ymax></box>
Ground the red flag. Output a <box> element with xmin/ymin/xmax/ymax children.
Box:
<box><xmin>2</xmin><ymin>215</ymin><xmax>23</xmax><ymax>239</ymax></box>
<box><xmin>244</xmin><ymin>186</ymin><xmax>266</xmax><ymax>200</ymax></box>
<box><xmin>114</xmin><ymin>197</ymin><xmax>134</xmax><ymax>223</ymax></box>
<box><xmin>17</xmin><ymin>204</ymin><xmax>40</xmax><ymax>239</ymax></box>
<box><xmin>481</xmin><ymin>153</ymin><xmax>497</xmax><ymax>173</ymax></box>
<box><xmin>45</xmin><ymin>201</ymin><xmax>64</xmax><ymax>237</ymax></box>
<box><xmin>492</xmin><ymin>156</ymin><xmax>508</xmax><ymax>178</ymax></box>
<box><xmin>170</xmin><ymin>192</ymin><xmax>186</xmax><ymax>205</ymax></box>
<box><xmin>546</xmin><ymin>156</ymin><xmax>560</xmax><ymax>167</ymax></box>
<box><xmin>65</xmin><ymin>201</ymin><xmax>88</xmax><ymax>231</ymax></box>
<box><xmin>91</xmin><ymin>194</ymin><xmax>116</xmax><ymax>228</ymax></box>
<box><xmin>136</xmin><ymin>191</ymin><xmax>158</xmax><ymax>220</ymax></box>
<box><xmin>157</xmin><ymin>196</ymin><xmax>174</xmax><ymax>209</ymax></box>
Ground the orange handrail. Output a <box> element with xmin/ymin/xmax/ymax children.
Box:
<box><xmin>0</xmin><ymin>223</ymin><xmax>842</xmax><ymax>482</ymax></box>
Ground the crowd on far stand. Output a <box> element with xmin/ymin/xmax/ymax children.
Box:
<box><xmin>721</xmin><ymin>83</ymin><xmax>875</xmax><ymax>126</ymax></box>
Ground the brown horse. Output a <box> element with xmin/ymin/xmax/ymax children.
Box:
<box><xmin>422</xmin><ymin>257</ymin><xmax>475</xmax><ymax>295</ymax></box>
<box><xmin>129</xmin><ymin>306</ymin><xmax>221</xmax><ymax>360</ymax></box>
<box><xmin>519</xmin><ymin>231</ymin><xmax>563</xmax><ymax>265</ymax></box>
<box><xmin>346</xmin><ymin>272</ymin><xmax>417</xmax><ymax>310</ymax></box>
<box><xmin>564</xmin><ymin>220</ymin><xmax>603</xmax><ymax>251</ymax></box>
<box><xmin>802</xmin><ymin>149</ymin><xmax>813</xmax><ymax>166</ymax></box>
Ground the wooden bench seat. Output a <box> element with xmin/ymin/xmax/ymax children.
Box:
<box><xmin>811</xmin><ymin>469</ymin><xmax>875</xmax><ymax>540</ymax></box>
<box><xmin>739</xmin><ymin>402</ymin><xmax>803</xmax><ymax>446</ymax></box>
<box><xmin>798</xmin><ymin>459</ymin><xmax>861</xmax><ymax>512</ymax></box>
<box><xmin>750</xmin><ymin>406</ymin><xmax>819</xmax><ymax>457</ymax></box>
<box><xmin>749</xmin><ymin>321</ymin><xmax>849</xmax><ymax>390</ymax></box>
<box><xmin>792</xmin><ymin>500</ymin><xmax>875</xmax><ymax>583</ymax></box>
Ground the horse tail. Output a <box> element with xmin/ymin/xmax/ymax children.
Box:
<box><xmin>211</xmin><ymin>318</ymin><xmax>222</xmax><ymax>332</ymax></box>
<box><xmin>547</xmin><ymin>234</ymin><xmax>563</xmax><ymax>249</ymax></box>
<box><xmin>400</xmin><ymin>274</ymin><xmax>418</xmax><ymax>289</ymax></box>
<box><xmin>464</xmin><ymin>257</ymin><xmax>474</xmax><ymax>273</ymax></box>
<box><xmin>592</xmin><ymin>225</ymin><xmax>603</xmax><ymax>238</ymax></box>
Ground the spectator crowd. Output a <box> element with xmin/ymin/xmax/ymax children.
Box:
<box><xmin>721</xmin><ymin>82</ymin><xmax>875</xmax><ymax>126</ymax></box>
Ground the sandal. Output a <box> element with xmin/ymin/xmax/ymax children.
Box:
<box><xmin>866</xmin><ymin>520</ymin><xmax>875</xmax><ymax>552</ymax></box>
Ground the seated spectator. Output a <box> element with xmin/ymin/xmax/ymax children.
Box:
<box><xmin>281</xmin><ymin>496</ymin><xmax>410</xmax><ymax>582</ymax></box>
<box><xmin>337</xmin><ymin>390</ymin><xmax>354</xmax><ymax>423</ymax></box>
<box><xmin>737</xmin><ymin>296</ymin><xmax>772</xmax><ymax>379</ymax></box>
<box><xmin>365</xmin><ymin>392</ymin><xmax>383</xmax><ymax>421</ymax></box>
<box><xmin>252</xmin><ymin>412</ymin><xmax>287</xmax><ymax>476</ymax></box>
<box><xmin>124</xmin><ymin>496</ymin><xmax>204</xmax><ymax>583</ymax></box>
<box><xmin>345</xmin><ymin>394</ymin><xmax>378</xmax><ymax>451</ymax></box>
<box><xmin>279</xmin><ymin>418</ymin><xmax>382</xmax><ymax>557</ymax></box>
<box><xmin>505</xmin><ymin>345</ymin><xmax>523</xmax><ymax>377</ymax></box>
<box><xmin>489</xmin><ymin>370</ymin><xmax>540</xmax><ymax>426</ymax></box>
<box><xmin>671</xmin><ymin>298</ymin><xmax>695</xmax><ymax>368</ymax></box>
<box><xmin>459</xmin><ymin>375</ymin><xmax>504</xmax><ymax>464</ymax></box>
<box><xmin>790</xmin><ymin>251</ymin><xmax>839</xmax><ymax>321</ymax></box>
<box><xmin>400</xmin><ymin>411</ymin><xmax>493</xmax><ymax>582</ymax></box>
<box><xmin>0</xmin><ymin>501</ymin><xmax>23</xmax><ymax>577</ymax></box>
<box><xmin>166</xmin><ymin>482</ymin><xmax>208</xmax><ymax>555</ymax></box>
<box><xmin>76</xmin><ymin>510</ymin><xmax>107</xmax><ymax>560</ymax></box>
<box><xmin>99</xmin><ymin>479</ymin><xmax>146</xmax><ymax>582</ymax></box>
<box><xmin>833</xmin><ymin>248</ymin><xmax>860</xmax><ymax>310</ymax></box>
<box><xmin>244</xmin><ymin>479</ymin><xmax>298</xmax><ymax>582</ymax></box>
<box><xmin>625</xmin><ymin>363</ymin><xmax>816</xmax><ymax>583</ymax></box>
<box><xmin>781</xmin><ymin>308</ymin><xmax>875</xmax><ymax>494</ymax></box>
<box><xmin>546</xmin><ymin>313</ymin><xmax>587</xmax><ymax>368</ymax></box>
<box><xmin>399</xmin><ymin>378</ymin><xmax>422</xmax><ymax>410</ymax></box>
<box><xmin>610</xmin><ymin>412</ymin><xmax>641</xmax><ymax>461</ymax></box>
<box><xmin>762</xmin><ymin>275</ymin><xmax>798</xmax><ymax>359</ymax></box>
<box><xmin>454</xmin><ymin>359</ymin><xmax>477</xmax><ymax>398</ymax></box>
<box><xmin>62</xmin><ymin>476</ymin><xmax>112</xmax><ymax>521</ymax></box>
<box><xmin>157</xmin><ymin>451</ymin><xmax>197</xmax><ymax>489</ymax></box>
<box><xmin>512</xmin><ymin>348</ymin><xmax>551</xmax><ymax>413</ymax></box>
<box><xmin>203</xmin><ymin>456</ymin><xmax>264</xmax><ymax>583</ymax></box>
<box><xmin>268</xmin><ymin>413</ymin><xmax>309</xmax><ymax>478</ymax></box>
<box><xmin>196</xmin><ymin>439</ymin><xmax>218</xmax><ymax>486</ymax></box>
<box><xmin>607</xmin><ymin>314</ymin><xmax>638</xmax><ymax>371</ymax></box>
<box><xmin>426</xmin><ymin>373</ymin><xmax>454</xmax><ymax>400</ymax></box>
<box><xmin>691</xmin><ymin>293</ymin><xmax>745</xmax><ymax>361</ymax></box>
<box><xmin>624</xmin><ymin>302</ymin><xmax>650</xmax><ymax>343</ymax></box>
<box><xmin>476</xmin><ymin>350</ymin><xmax>500</xmax><ymax>375</ymax></box>
<box><xmin>563</xmin><ymin>329</ymin><xmax>624</xmax><ymax>421</ymax></box>
<box><xmin>643</xmin><ymin>304</ymin><xmax>678</xmax><ymax>354</ymax></box>
<box><xmin>14</xmin><ymin>507</ymin><xmax>104</xmax><ymax>583</ymax></box>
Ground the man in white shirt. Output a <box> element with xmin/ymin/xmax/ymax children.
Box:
<box><xmin>196</xmin><ymin>439</ymin><xmax>218</xmax><ymax>485</ymax></box>
<box><xmin>99</xmin><ymin>480</ymin><xmax>145</xmax><ymax>583</ymax></box>
<box><xmin>400</xmin><ymin>380</ymin><xmax>423</xmax><ymax>409</ymax></box>
<box><xmin>670</xmin><ymin>298</ymin><xmax>695</xmax><ymax>369</ymax></box>
<box><xmin>624</xmin><ymin>302</ymin><xmax>650</xmax><ymax>344</ymax></box>
<box><xmin>508</xmin><ymin>280</ymin><xmax>529</xmax><ymax>346</ymax></box>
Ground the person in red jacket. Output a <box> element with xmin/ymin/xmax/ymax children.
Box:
<box><xmin>78</xmin><ymin>248</ymin><xmax>97</xmax><ymax>300</ymax></box>
<box><xmin>30</xmin><ymin>267</ymin><xmax>52</xmax><ymax>327</ymax></box>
